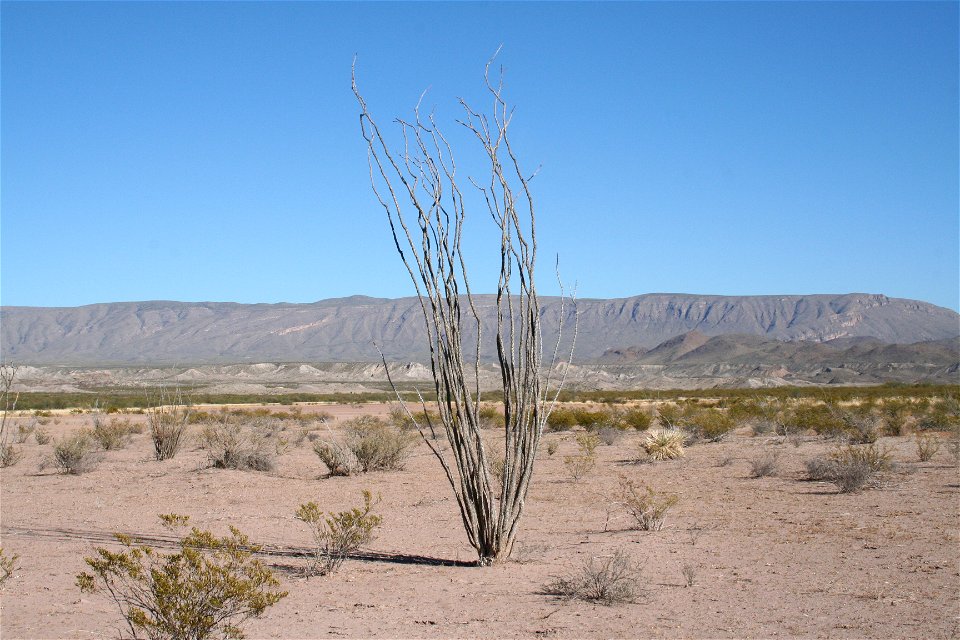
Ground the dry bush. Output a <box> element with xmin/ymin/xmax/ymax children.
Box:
<box><xmin>313</xmin><ymin>440</ymin><xmax>356</xmax><ymax>477</ymax></box>
<box><xmin>828</xmin><ymin>444</ymin><xmax>893</xmax><ymax>493</ymax></box>
<box><xmin>915</xmin><ymin>433</ymin><xmax>941</xmax><ymax>462</ymax></box>
<box><xmin>805</xmin><ymin>456</ymin><xmax>838</xmax><ymax>481</ymax></box>
<box><xmin>92</xmin><ymin>417</ymin><xmax>137</xmax><ymax>451</ymax></box>
<box><xmin>598</xmin><ymin>426</ymin><xmax>623</xmax><ymax>446</ymax></box>
<box><xmin>342</xmin><ymin>416</ymin><xmax>415</xmax><ymax>472</ymax></box>
<box><xmin>618</xmin><ymin>476</ymin><xmax>678</xmax><ymax>531</ymax></box>
<box><xmin>564</xmin><ymin>433</ymin><xmax>599</xmax><ymax>482</ymax></box>
<box><xmin>545</xmin><ymin>439</ymin><xmax>559</xmax><ymax>457</ymax></box>
<box><xmin>14</xmin><ymin>420</ymin><xmax>36</xmax><ymax>444</ymax></box>
<box><xmin>543</xmin><ymin>549</ymin><xmax>643</xmax><ymax>605</ymax></box>
<box><xmin>34</xmin><ymin>428</ymin><xmax>51</xmax><ymax>445</ymax></box>
<box><xmin>200</xmin><ymin>418</ymin><xmax>275</xmax><ymax>472</ymax></box>
<box><xmin>48</xmin><ymin>432</ymin><xmax>100</xmax><ymax>474</ymax></box>
<box><xmin>0</xmin><ymin>548</ymin><xmax>18</xmax><ymax>586</ymax></box>
<box><xmin>295</xmin><ymin>490</ymin><xmax>382</xmax><ymax>576</ymax></box>
<box><xmin>0</xmin><ymin>443</ymin><xmax>22</xmax><ymax>468</ymax></box>
<box><xmin>77</xmin><ymin>515</ymin><xmax>286</xmax><ymax>640</ymax></box>
<box><xmin>642</xmin><ymin>429</ymin><xmax>685</xmax><ymax>461</ymax></box>
<box><xmin>682</xmin><ymin>564</ymin><xmax>696</xmax><ymax>587</ymax></box>
<box><xmin>749</xmin><ymin>451</ymin><xmax>781</xmax><ymax>478</ymax></box>
<box><xmin>148</xmin><ymin>400</ymin><xmax>191</xmax><ymax>461</ymax></box>
<box><xmin>0</xmin><ymin>366</ymin><xmax>21</xmax><ymax>468</ymax></box>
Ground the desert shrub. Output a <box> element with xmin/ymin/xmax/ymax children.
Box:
<box><xmin>0</xmin><ymin>444</ymin><xmax>22</xmax><ymax>468</ymax></box>
<box><xmin>200</xmin><ymin>419</ymin><xmax>275</xmax><ymax>472</ymax></box>
<box><xmin>686</xmin><ymin>409</ymin><xmax>736</xmax><ymax>442</ymax></box>
<box><xmin>543</xmin><ymin>549</ymin><xmax>642</xmax><ymax>605</ymax></box>
<box><xmin>295</xmin><ymin>490</ymin><xmax>382</xmax><ymax>576</ymax></box>
<box><xmin>92</xmin><ymin>417</ymin><xmax>137</xmax><ymax>451</ymax></box>
<box><xmin>488</xmin><ymin>450</ymin><xmax>506</xmax><ymax>492</ymax></box>
<box><xmin>313</xmin><ymin>440</ymin><xmax>356</xmax><ymax>477</ymax></box>
<box><xmin>342</xmin><ymin>416</ymin><xmax>415</xmax><ymax>472</ymax></box>
<box><xmin>77</xmin><ymin>515</ymin><xmax>286</xmax><ymax>640</ymax></box>
<box><xmin>917</xmin><ymin>396</ymin><xmax>960</xmax><ymax>431</ymax></box>
<box><xmin>574</xmin><ymin>408</ymin><xmax>613</xmax><ymax>431</ymax></box>
<box><xmin>148</xmin><ymin>401</ymin><xmax>191</xmax><ymax>461</ymax></box>
<box><xmin>828</xmin><ymin>444</ymin><xmax>893</xmax><ymax>493</ymax></box>
<box><xmin>49</xmin><ymin>432</ymin><xmax>100</xmax><ymax>474</ymax></box>
<box><xmin>805</xmin><ymin>456</ymin><xmax>838</xmax><ymax>481</ymax></box>
<box><xmin>835</xmin><ymin>406</ymin><xmax>879</xmax><ymax>444</ymax></box>
<box><xmin>478</xmin><ymin>404</ymin><xmax>505</xmax><ymax>429</ymax></box>
<box><xmin>620</xmin><ymin>407</ymin><xmax>653</xmax><ymax>431</ymax></box>
<box><xmin>788</xmin><ymin>403</ymin><xmax>845</xmax><ymax>437</ymax></box>
<box><xmin>545</xmin><ymin>440</ymin><xmax>559</xmax><ymax>457</ymax></box>
<box><xmin>598</xmin><ymin>426</ymin><xmax>623</xmax><ymax>446</ymax></box>
<box><xmin>642</xmin><ymin>429</ymin><xmax>685</xmax><ymax>461</ymax></box>
<box><xmin>618</xmin><ymin>476</ymin><xmax>678</xmax><ymax>531</ymax></box>
<box><xmin>915</xmin><ymin>433</ymin><xmax>941</xmax><ymax>462</ymax></box>
<box><xmin>563</xmin><ymin>432</ymin><xmax>599</xmax><ymax>481</ymax></box>
<box><xmin>749</xmin><ymin>451</ymin><xmax>780</xmax><ymax>478</ymax></box>
<box><xmin>546</xmin><ymin>407</ymin><xmax>578</xmax><ymax>431</ymax></box>
<box><xmin>34</xmin><ymin>428</ymin><xmax>51</xmax><ymax>445</ymax></box>
<box><xmin>0</xmin><ymin>548</ymin><xmax>18</xmax><ymax>586</ymax></box>
<box><xmin>15</xmin><ymin>421</ymin><xmax>36</xmax><ymax>444</ymax></box>
<box><xmin>879</xmin><ymin>399</ymin><xmax>913</xmax><ymax>436</ymax></box>
<box><xmin>655</xmin><ymin>404</ymin><xmax>685</xmax><ymax>430</ymax></box>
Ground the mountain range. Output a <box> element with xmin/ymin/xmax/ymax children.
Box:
<box><xmin>1</xmin><ymin>293</ymin><xmax>957</xmax><ymax>366</ymax></box>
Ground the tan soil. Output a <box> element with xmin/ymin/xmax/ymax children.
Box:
<box><xmin>1</xmin><ymin>405</ymin><xmax>958</xmax><ymax>639</ymax></box>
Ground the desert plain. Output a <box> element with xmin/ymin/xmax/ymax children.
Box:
<box><xmin>0</xmin><ymin>400</ymin><xmax>957</xmax><ymax>639</ymax></box>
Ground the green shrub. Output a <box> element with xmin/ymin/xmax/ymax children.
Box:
<box><xmin>687</xmin><ymin>409</ymin><xmax>736</xmax><ymax>442</ymax></box>
<box><xmin>295</xmin><ymin>490</ymin><xmax>382</xmax><ymax>575</ymax></box>
<box><xmin>620</xmin><ymin>407</ymin><xmax>653</xmax><ymax>431</ymax></box>
<box><xmin>546</xmin><ymin>407</ymin><xmax>578</xmax><ymax>431</ymax></box>
<box><xmin>77</xmin><ymin>515</ymin><xmax>286</xmax><ymax>640</ymax></box>
<box><xmin>788</xmin><ymin>403</ymin><xmax>845</xmax><ymax>437</ymax></box>
<box><xmin>563</xmin><ymin>433</ymin><xmax>600</xmax><ymax>481</ymax></box>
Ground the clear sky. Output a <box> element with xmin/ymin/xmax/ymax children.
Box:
<box><xmin>2</xmin><ymin>1</ymin><xmax>958</xmax><ymax>311</ymax></box>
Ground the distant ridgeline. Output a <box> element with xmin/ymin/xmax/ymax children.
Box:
<box><xmin>1</xmin><ymin>293</ymin><xmax>958</xmax><ymax>366</ymax></box>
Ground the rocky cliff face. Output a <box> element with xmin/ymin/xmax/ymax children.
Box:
<box><xmin>2</xmin><ymin>293</ymin><xmax>957</xmax><ymax>365</ymax></box>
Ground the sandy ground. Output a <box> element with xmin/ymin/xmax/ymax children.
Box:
<box><xmin>1</xmin><ymin>403</ymin><xmax>958</xmax><ymax>639</ymax></box>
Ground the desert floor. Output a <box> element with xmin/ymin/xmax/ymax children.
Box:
<box><xmin>1</xmin><ymin>403</ymin><xmax>958</xmax><ymax>639</ymax></box>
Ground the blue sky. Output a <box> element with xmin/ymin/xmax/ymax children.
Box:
<box><xmin>2</xmin><ymin>1</ymin><xmax>958</xmax><ymax>311</ymax></box>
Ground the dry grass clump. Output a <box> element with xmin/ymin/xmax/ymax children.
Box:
<box><xmin>295</xmin><ymin>490</ymin><xmax>382</xmax><ymax>576</ymax></box>
<box><xmin>641</xmin><ymin>429</ymin><xmax>685</xmax><ymax>461</ymax></box>
<box><xmin>749</xmin><ymin>451</ymin><xmax>781</xmax><ymax>478</ymax></box>
<box><xmin>77</xmin><ymin>515</ymin><xmax>286</xmax><ymax>640</ymax></box>
<box><xmin>543</xmin><ymin>549</ymin><xmax>643</xmax><ymax>605</ymax></box>
<box><xmin>618</xmin><ymin>476</ymin><xmax>678</xmax><ymax>531</ymax></box>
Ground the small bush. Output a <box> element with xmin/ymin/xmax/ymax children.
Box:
<box><xmin>563</xmin><ymin>433</ymin><xmax>600</xmax><ymax>482</ymax></box>
<box><xmin>478</xmin><ymin>404</ymin><xmax>505</xmax><ymax>429</ymax></box>
<box><xmin>543</xmin><ymin>549</ymin><xmax>642</xmax><ymax>605</ymax></box>
<box><xmin>295</xmin><ymin>490</ymin><xmax>382</xmax><ymax>575</ymax></box>
<box><xmin>15</xmin><ymin>421</ymin><xmax>36</xmax><ymax>444</ymax></box>
<box><xmin>200</xmin><ymin>419</ymin><xmax>276</xmax><ymax>472</ymax></box>
<box><xmin>34</xmin><ymin>428</ymin><xmax>51</xmax><ymax>445</ymax></box>
<box><xmin>0</xmin><ymin>547</ymin><xmax>18</xmax><ymax>586</ymax></box>
<box><xmin>642</xmin><ymin>429</ymin><xmax>685</xmax><ymax>461</ymax></box>
<box><xmin>619</xmin><ymin>476</ymin><xmax>678</xmax><ymax>531</ymax></box>
<box><xmin>0</xmin><ymin>443</ymin><xmax>22</xmax><ymax>468</ymax></box>
<box><xmin>915</xmin><ymin>433</ymin><xmax>941</xmax><ymax>462</ymax></box>
<box><xmin>148</xmin><ymin>403</ymin><xmax>191</xmax><ymax>461</ymax></box>
<box><xmin>545</xmin><ymin>440</ymin><xmax>559</xmax><ymax>457</ymax></box>
<box><xmin>50</xmin><ymin>432</ymin><xmax>100</xmax><ymax>474</ymax></box>
<box><xmin>749</xmin><ymin>451</ymin><xmax>780</xmax><ymax>478</ymax></box>
<box><xmin>805</xmin><ymin>456</ymin><xmax>838</xmax><ymax>481</ymax></box>
<box><xmin>343</xmin><ymin>416</ymin><xmax>415</xmax><ymax>472</ymax></box>
<box><xmin>313</xmin><ymin>440</ymin><xmax>356</xmax><ymax>476</ymax></box>
<box><xmin>687</xmin><ymin>409</ymin><xmax>736</xmax><ymax>442</ymax></box>
<box><xmin>92</xmin><ymin>417</ymin><xmax>136</xmax><ymax>451</ymax></box>
<box><xmin>828</xmin><ymin>444</ymin><xmax>893</xmax><ymax>493</ymax></box>
<box><xmin>546</xmin><ymin>407</ymin><xmax>578</xmax><ymax>431</ymax></box>
<box><xmin>620</xmin><ymin>407</ymin><xmax>653</xmax><ymax>431</ymax></box>
<box><xmin>598</xmin><ymin>426</ymin><xmax>623</xmax><ymax>446</ymax></box>
<box><xmin>77</xmin><ymin>515</ymin><xmax>286</xmax><ymax>640</ymax></box>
